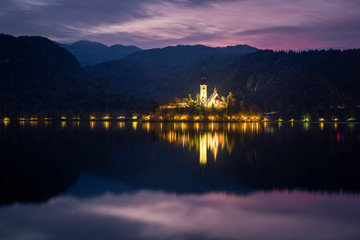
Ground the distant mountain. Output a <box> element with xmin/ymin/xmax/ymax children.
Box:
<box><xmin>212</xmin><ymin>49</ymin><xmax>360</xmax><ymax>113</ymax></box>
<box><xmin>218</xmin><ymin>44</ymin><xmax>259</xmax><ymax>54</ymax></box>
<box><xmin>124</xmin><ymin>44</ymin><xmax>257</xmax><ymax>68</ymax></box>
<box><xmin>60</xmin><ymin>40</ymin><xmax>142</xmax><ymax>66</ymax></box>
<box><xmin>85</xmin><ymin>44</ymin><xmax>253</xmax><ymax>100</ymax></box>
<box><xmin>86</xmin><ymin>46</ymin><xmax>360</xmax><ymax>114</ymax></box>
<box><xmin>0</xmin><ymin>34</ymin><xmax>150</xmax><ymax>117</ymax></box>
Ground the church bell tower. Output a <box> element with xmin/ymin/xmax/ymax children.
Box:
<box><xmin>200</xmin><ymin>67</ymin><xmax>207</xmax><ymax>107</ymax></box>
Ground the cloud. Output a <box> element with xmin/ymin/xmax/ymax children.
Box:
<box><xmin>237</xmin><ymin>26</ymin><xmax>312</xmax><ymax>36</ymax></box>
<box><xmin>0</xmin><ymin>0</ymin><xmax>359</xmax><ymax>49</ymax></box>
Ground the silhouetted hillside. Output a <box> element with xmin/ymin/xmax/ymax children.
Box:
<box><xmin>61</xmin><ymin>40</ymin><xmax>142</xmax><ymax>66</ymax></box>
<box><xmin>212</xmin><ymin>49</ymin><xmax>360</xmax><ymax>114</ymax></box>
<box><xmin>86</xmin><ymin>45</ymin><xmax>253</xmax><ymax>100</ymax></box>
<box><xmin>22</xmin><ymin>36</ymin><xmax>83</xmax><ymax>76</ymax></box>
<box><xmin>124</xmin><ymin>44</ymin><xmax>256</xmax><ymax>68</ymax></box>
<box><xmin>86</xmin><ymin>47</ymin><xmax>360</xmax><ymax>114</ymax></box>
<box><xmin>0</xmin><ymin>34</ymin><xmax>150</xmax><ymax>117</ymax></box>
<box><xmin>219</xmin><ymin>44</ymin><xmax>259</xmax><ymax>54</ymax></box>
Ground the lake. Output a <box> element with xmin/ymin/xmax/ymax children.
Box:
<box><xmin>1</xmin><ymin>121</ymin><xmax>360</xmax><ymax>240</ymax></box>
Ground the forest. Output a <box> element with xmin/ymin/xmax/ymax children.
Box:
<box><xmin>1</xmin><ymin>33</ymin><xmax>360</xmax><ymax>121</ymax></box>
<box><xmin>0</xmin><ymin>34</ymin><xmax>152</xmax><ymax>119</ymax></box>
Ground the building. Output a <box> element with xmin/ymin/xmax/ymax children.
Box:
<box><xmin>159</xmin><ymin>98</ymin><xmax>189</xmax><ymax>109</ymax></box>
<box><xmin>159</xmin><ymin>68</ymin><xmax>226</xmax><ymax>109</ymax></box>
<box><xmin>199</xmin><ymin>68</ymin><xmax>226</xmax><ymax>108</ymax></box>
<box><xmin>200</xmin><ymin>68</ymin><xmax>207</xmax><ymax>107</ymax></box>
<box><xmin>208</xmin><ymin>87</ymin><xmax>226</xmax><ymax>108</ymax></box>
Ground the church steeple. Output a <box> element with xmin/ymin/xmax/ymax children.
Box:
<box><xmin>201</xmin><ymin>67</ymin><xmax>206</xmax><ymax>85</ymax></box>
<box><xmin>200</xmin><ymin>67</ymin><xmax>207</xmax><ymax>107</ymax></box>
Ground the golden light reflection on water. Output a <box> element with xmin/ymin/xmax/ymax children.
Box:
<box><xmin>140</xmin><ymin>121</ymin><xmax>352</xmax><ymax>172</ymax></box>
<box><xmin>9</xmin><ymin>121</ymin><xmax>354</xmax><ymax>170</ymax></box>
<box><xmin>199</xmin><ymin>133</ymin><xmax>207</xmax><ymax>166</ymax></box>
<box><xmin>3</xmin><ymin>119</ymin><xmax>10</xmax><ymax>127</ymax></box>
<box><xmin>104</xmin><ymin>121</ymin><xmax>110</xmax><ymax>130</ymax></box>
<box><xmin>30</xmin><ymin>120</ymin><xmax>38</xmax><ymax>127</ymax></box>
<box><xmin>118</xmin><ymin>122</ymin><xmax>125</xmax><ymax>129</ymax></box>
<box><xmin>144</xmin><ymin>122</ymin><xmax>150</xmax><ymax>132</ymax></box>
<box><xmin>151</xmin><ymin>123</ymin><xmax>273</xmax><ymax>169</ymax></box>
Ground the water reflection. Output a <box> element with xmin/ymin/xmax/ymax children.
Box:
<box><xmin>118</xmin><ymin>121</ymin><xmax>125</xmax><ymax>129</ymax></box>
<box><xmin>199</xmin><ymin>133</ymin><xmax>207</xmax><ymax>165</ymax></box>
<box><xmin>1</xmin><ymin>121</ymin><xmax>360</xmax><ymax>240</ymax></box>
<box><xmin>304</xmin><ymin>122</ymin><xmax>310</xmax><ymax>131</ymax></box>
<box><xmin>1</xmin><ymin>190</ymin><xmax>359</xmax><ymax>240</ymax></box>
<box><xmin>132</xmin><ymin>121</ymin><xmax>138</xmax><ymax>130</ymax></box>
<box><xmin>103</xmin><ymin>121</ymin><xmax>110</xmax><ymax>130</ymax></box>
<box><xmin>1</xmin><ymin>121</ymin><xmax>360</xmax><ymax>199</ymax></box>
<box><xmin>153</xmin><ymin>123</ymin><xmax>238</xmax><ymax>167</ymax></box>
<box><xmin>3</xmin><ymin>119</ymin><xmax>10</xmax><ymax>127</ymax></box>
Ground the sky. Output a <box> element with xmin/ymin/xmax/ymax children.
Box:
<box><xmin>0</xmin><ymin>0</ymin><xmax>360</xmax><ymax>49</ymax></box>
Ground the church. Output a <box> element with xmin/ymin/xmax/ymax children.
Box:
<box><xmin>159</xmin><ymin>68</ymin><xmax>226</xmax><ymax>109</ymax></box>
<box><xmin>200</xmin><ymin>68</ymin><xmax>226</xmax><ymax>108</ymax></box>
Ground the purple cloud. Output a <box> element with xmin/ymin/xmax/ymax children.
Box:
<box><xmin>0</xmin><ymin>0</ymin><xmax>359</xmax><ymax>49</ymax></box>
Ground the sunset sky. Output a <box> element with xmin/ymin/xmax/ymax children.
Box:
<box><xmin>1</xmin><ymin>0</ymin><xmax>359</xmax><ymax>49</ymax></box>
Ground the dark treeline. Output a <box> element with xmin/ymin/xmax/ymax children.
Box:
<box><xmin>86</xmin><ymin>46</ymin><xmax>360</xmax><ymax>120</ymax></box>
<box><xmin>1</xmin><ymin>33</ymin><xmax>360</xmax><ymax>119</ymax></box>
<box><xmin>85</xmin><ymin>44</ymin><xmax>257</xmax><ymax>100</ymax></box>
<box><xmin>216</xmin><ymin>49</ymin><xmax>360</xmax><ymax>118</ymax></box>
<box><xmin>0</xmin><ymin>34</ymin><xmax>152</xmax><ymax>118</ymax></box>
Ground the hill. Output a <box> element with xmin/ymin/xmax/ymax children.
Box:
<box><xmin>0</xmin><ymin>34</ymin><xmax>150</xmax><ymax>117</ymax></box>
<box><xmin>86</xmin><ymin>47</ymin><xmax>360</xmax><ymax>115</ymax></box>
<box><xmin>219</xmin><ymin>44</ymin><xmax>260</xmax><ymax>54</ymax></box>
<box><xmin>124</xmin><ymin>44</ymin><xmax>257</xmax><ymax>68</ymax></box>
<box><xmin>85</xmin><ymin>44</ymin><xmax>257</xmax><ymax>100</ymax></box>
<box><xmin>60</xmin><ymin>40</ymin><xmax>142</xmax><ymax>66</ymax></box>
<box><xmin>213</xmin><ymin>49</ymin><xmax>360</xmax><ymax>114</ymax></box>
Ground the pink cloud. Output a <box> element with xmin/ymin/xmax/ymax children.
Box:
<box><xmin>0</xmin><ymin>0</ymin><xmax>359</xmax><ymax>49</ymax></box>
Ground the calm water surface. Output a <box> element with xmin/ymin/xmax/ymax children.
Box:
<box><xmin>1</xmin><ymin>121</ymin><xmax>360</xmax><ymax>240</ymax></box>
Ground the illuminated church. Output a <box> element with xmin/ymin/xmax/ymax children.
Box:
<box><xmin>200</xmin><ymin>68</ymin><xmax>226</xmax><ymax>108</ymax></box>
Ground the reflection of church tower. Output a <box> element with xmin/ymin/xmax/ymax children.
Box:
<box><xmin>199</xmin><ymin>133</ymin><xmax>207</xmax><ymax>167</ymax></box>
<box><xmin>200</xmin><ymin>67</ymin><xmax>207</xmax><ymax>107</ymax></box>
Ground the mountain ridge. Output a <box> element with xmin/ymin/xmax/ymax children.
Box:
<box><xmin>60</xmin><ymin>40</ymin><xmax>142</xmax><ymax>66</ymax></box>
<box><xmin>85</xmin><ymin>44</ymin><xmax>257</xmax><ymax>100</ymax></box>
<box><xmin>86</xmin><ymin>47</ymin><xmax>360</xmax><ymax>115</ymax></box>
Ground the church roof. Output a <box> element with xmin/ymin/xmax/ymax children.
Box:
<box><xmin>208</xmin><ymin>92</ymin><xmax>224</xmax><ymax>102</ymax></box>
<box><xmin>208</xmin><ymin>91</ymin><xmax>217</xmax><ymax>100</ymax></box>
